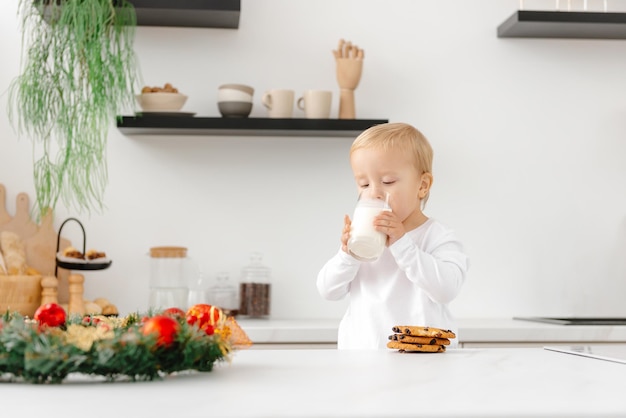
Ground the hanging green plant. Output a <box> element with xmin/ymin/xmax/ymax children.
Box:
<box><xmin>8</xmin><ymin>0</ymin><xmax>140</xmax><ymax>217</ymax></box>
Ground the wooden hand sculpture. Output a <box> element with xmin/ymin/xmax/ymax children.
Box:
<box><xmin>333</xmin><ymin>39</ymin><xmax>364</xmax><ymax>119</ymax></box>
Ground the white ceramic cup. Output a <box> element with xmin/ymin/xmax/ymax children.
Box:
<box><xmin>262</xmin><ymin>89</ymin><xmax>295</xmax><ymax>118</ymax></box>
<box><xmin>218</xmin><ymin>84</ymin><xmax>254</xmax><ymax>103</ymax></box>
<box><xmin>347</xmin><ymin>190</ymin><xmax>391</xmax><ymax>262</ymax></box>
<box><xmin>297</xmin><ymin>90</ymin><xmax>332</xmax><ymax>119</ymax></box>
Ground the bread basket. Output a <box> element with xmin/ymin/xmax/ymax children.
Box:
<box><xmin>0</xmin><ymin>274</ymin><xmax>42</xmax><ymax>317</ymax></box>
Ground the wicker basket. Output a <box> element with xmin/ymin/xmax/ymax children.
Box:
<box><xmin>0</xmin><ymin>275</ymin><xmax>42</xmax><ymax>317</ymax></box>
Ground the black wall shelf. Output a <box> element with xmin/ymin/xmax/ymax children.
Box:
<box><xmin>497</xmin><ymin>10</ymin><xmax>626</xmax><ymax>39</ymax></box>
<box><xmin>128</xmin><ymin>0</ymin><xmax>240</xmax><ymax>29</ymax></box>
<box><xmin>41</xmin><ymin>0</ymin><xmax>240</xmax><ymax>29</ymax></box>
<box><xmin>116</xmin><ymin>116</ymin><xmax>388</xmax><ymax>137</ymax></box>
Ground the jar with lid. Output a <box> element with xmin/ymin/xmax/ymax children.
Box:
<box><xmin>239</xmin><ymin>252</ymin><xmax>271</xmax><ymax>318</ymax></box>
<box><xmin>148</xmin><ymin>246</ymin><xmax>191</xmax><ymax>310</ymax></box>
<box><xmin>187</xmin><ymin>272</ymin><xmax>211</xmax><ymax>307</ymax></box>
<box><xmin>207</xmin><ymin>272</ymin><xmax>239</xmax><ymax>317</ymax></box>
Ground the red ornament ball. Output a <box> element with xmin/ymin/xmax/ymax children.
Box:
<box><xmin>33</xmin><ymin>303</ymin><xmax>67</xmax><ymax>328</ymax></box>
<box><xmin>141</xmin><ymin>315</ymin><xmax>180</xmax><ymax>347</ymax></box>
<box><xmin>162</xmin><ymin>307</ymin><xmax>186</xmax><ymax>320</ymax></box>
<box><xmin>186</xmin><ymin>304</ymin><xmax>223</xmax><ymax>335</ymax></box>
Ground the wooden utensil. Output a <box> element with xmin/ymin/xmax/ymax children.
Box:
<box><xmin>0</xmin><ymin>184</ymin><xmax>11</xmax><ymax>226</ymax></box>
<box><xmin>0</xmin><ymin>192</ymin><xmax>38</xmax><ymax>240</ymax></box>
<box><xmin>25</xmin><ymin>207</ymin><xmax>71</xmax><ymax>303</ymax></box>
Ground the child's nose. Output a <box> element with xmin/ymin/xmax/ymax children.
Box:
<box><xmin>372</xmin><ymin>188</ymin><xmax>388</xmax><ymax>200</ymax></box>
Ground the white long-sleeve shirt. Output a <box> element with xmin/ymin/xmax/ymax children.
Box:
<box><xmin>317</xmin><ymin>218</ymin><xmax>469</xmax><ymax>349</ymax></box>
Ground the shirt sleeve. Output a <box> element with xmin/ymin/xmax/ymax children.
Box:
<box><xmin>389</xmin><ymin>227</ymin><xmax>468</xmax><ymax>304</ymax></box>
<box><xmin>316</xmin><ymin>248</ymin><xmax>362</xmax><ymax>301</ymax></box>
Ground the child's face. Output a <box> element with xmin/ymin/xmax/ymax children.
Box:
<box><xmin>350</xmin><ymin>146</ymin><xmax>429</xmax><ymax>227</ymax></box>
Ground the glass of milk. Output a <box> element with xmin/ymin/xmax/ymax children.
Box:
<box><xmin>347</xmin><ymin>190</ymin><xmax>391</xmax><ymax>261</ymax></box>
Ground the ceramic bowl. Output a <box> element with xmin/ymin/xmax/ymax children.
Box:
<box><xmin>218</xmin><ymin>101</ymin><xmax>253</xmax><ymax>118</ymax></box>
<box><xmin>136</xmin><ymin>92</ymin><xmax>188</xmax><ymax>112</ymax></box>
<box><xmin>218</xmin><ymin>84</ymin><xmax>254</xmax><ymax>102</ymax></box>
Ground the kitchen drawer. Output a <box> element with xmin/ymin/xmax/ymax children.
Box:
<box><xmin>461</xmin><ymin>341</ymin><xmax>626</xmax><ymax>348</ymax></box>
<box><xmin>249</xmin><ymin>343</ymin><xmax>337</xmax><ymax>350</ymax></box>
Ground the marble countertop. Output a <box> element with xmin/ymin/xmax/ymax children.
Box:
<box><xmin>237</xmin><ymin>317</ymin><xmax>626</xmax><ymax>344</ymax></box>
<box><xmin>4</xmin><ymin>347</ymin><xmax>625</xmax><ymax>417</ymax></box>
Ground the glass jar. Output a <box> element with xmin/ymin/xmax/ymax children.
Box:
<box><xmin>187</xmin><ymin>272</ymin><xmax>211</xmax><ymax>307</ymax></box>
<box><xmin>148</xmin><ymin>246</ymin><xmax>190</xmax><ymax>310</ymax></box>
<box><xmin>239</xmin><ymin>252</ymin><xmax>271</xmax><ymax>318</ymax></box>
<box><xmin>207</xmin><ymin>271</ymin><xmax>239</xmax><ymax>316</ymax></box>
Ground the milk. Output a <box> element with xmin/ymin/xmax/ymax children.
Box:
<box><xmin>347</xmin><ymin>196</ymin><xmax>391</xmax><ymax>261</ymax></box>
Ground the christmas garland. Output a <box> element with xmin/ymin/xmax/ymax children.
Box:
<box><xmin>0</xmin><ymin>304</ymin><xmax>243</xmax><ymax>384</ymax></box>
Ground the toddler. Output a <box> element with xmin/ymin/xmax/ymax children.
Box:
<box><xmin>316</xmin><ymin>122</ymin><xmax>469</xmax><ymax>349</ymax></box>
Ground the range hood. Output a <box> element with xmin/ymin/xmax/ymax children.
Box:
<box><xmin>514</xmin><ymin>317</ymin><xmax>626</xmax><ymax>325</ymax></box>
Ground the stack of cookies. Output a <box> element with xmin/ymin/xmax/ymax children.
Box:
<box><xmin>387</xmin><ymin>325</ymin><xmax>456</xmax><ymax>353</ymax></box>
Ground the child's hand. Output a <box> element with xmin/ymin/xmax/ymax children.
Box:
<box><xmin>374</xmin><ymin>211</ymin><xmax>405</xmax><ymax>246</ymax></box>
<box><xmin>341</xmin><ymin>214</ymin><xmax>352</xmax><ymax>253</ymax></box>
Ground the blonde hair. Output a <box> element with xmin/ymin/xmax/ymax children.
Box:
<box><xmin>350</xmin><ymin>122</ymin><xmax>434</xmax><ymax>205</ymax></box>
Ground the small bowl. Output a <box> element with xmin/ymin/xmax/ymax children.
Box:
<box><xmin>218</xmin><ymin>84</ymin><xmax>254</xmax><ymax>102</ymax></box>
<box><xmin>218</xmin><ymin>101</ymin><xmax>253</xmax><ymax>118</ymax></box>
<box><xmin>136</xmin><ymin>92</ymin><xmax>188</xmax><ymax>112</ymax></box>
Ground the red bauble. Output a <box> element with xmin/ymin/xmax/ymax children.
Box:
<box><xmin>33</xmin><ymin>303</ymin><xmax>66</xmax><ymax>328</ymax></box>
<box><xmin>203</xmin><ymin>324</ymin><xmax>215</xmax><ymax>336</ymax></box>
<box><xmin>186</xmin><ymin>304</ymin><xmax>223</xmax><ymax>335</ymax></box>
<box><xmin>162</xmin><ymin>307</ymin><xmax>186</xmax><ymax>320</ymax></box>
<box><xmin>141</xmin><ymin>315</ymin><xmax>180</xmax><ymax>347</ymax></box>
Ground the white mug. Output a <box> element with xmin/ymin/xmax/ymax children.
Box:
<box><xmin>262</xmin><ymin>89</ymin><xmax>295</xmax><ymax>118</ymax></box>
<box><xmin>297</xmin><ymin>90</ymin><xmax>332</xmax><ymax>119</ymax></box>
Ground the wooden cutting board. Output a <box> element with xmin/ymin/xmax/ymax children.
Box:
<box><xmin>25</xmin><ymin>208</ymin><xmax>72</xmax><ymax>303</ymax></box>
<box><xmin>0</xmin><ymin>187</ymin><xmax>73</xmax><ymax>303</ymax></box>
<box><xmin>0</xmin><ymin>184</ymin><xmax>11</xmax><ymax>226</ymax></box>
<box><xmin>0</xmin><ymin>192</ymin><xmax>38</xmax><ymax>240</ymax></box>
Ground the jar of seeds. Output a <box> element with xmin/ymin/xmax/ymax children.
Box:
<box><xmin>239</xmin><ymin>252</ymin><xmax>271</xmax><ymax>318</ymax></box>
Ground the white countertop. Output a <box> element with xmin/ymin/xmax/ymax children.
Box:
<box><xmin>4</xmin><ymin>347</ymin><xmax>625</xmax><ymax>417</ymax></box>
<box><xmin>458</xmin><ymin>317</ymin><xmax>626</xmax><ymax>343</ymax></box>
<box><xmin>237</xmin><ymin>317</ymin><xmax>626</xmax><ymax>344</ymax></box>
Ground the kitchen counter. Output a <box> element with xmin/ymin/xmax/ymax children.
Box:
<box><xmin>237</xmin><ymin>317</ymin><xmax>626</xmax><ymax>346</ymax></box>
<box><xmin>3</xmin><ymin>347</ymin><xmax>625</xmax><ymax>417</ymax></box>
<box><xmin>458</xmin><ymin>317</ymin><xmax>626</xmax><ymax>345</ymax></box>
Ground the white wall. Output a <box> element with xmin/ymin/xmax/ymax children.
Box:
<box><xmin>1</xmin><ymin>0</ymin><xmax>626</xmax><ymax>319</ymax></box>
